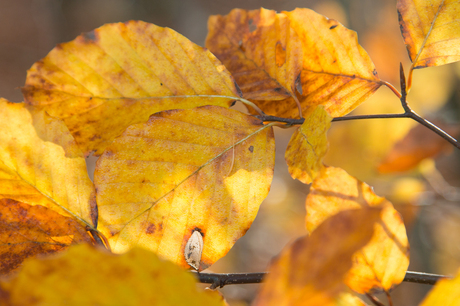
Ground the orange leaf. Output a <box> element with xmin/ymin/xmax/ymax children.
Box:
<box><xmin>0</xmin><ymin>244</ymin><xmax>226</xmax><ymax>305</ymax></box>
<box><xmin>94</xmin><ymin>106</ymin><xmax>275</xmax><ymax>270</ymax></box>
<box><xmin>206</xmin><ymin>8</ymin><xmax>302</xmax><ymax>102</ymax></box>
<box><xmin>285</xmin><ymin>106</ymin><xmax>332</xmax><ymax>184</ymax></box>
<box><xmin>0</xmin><ymin>198</ymin><xmax>92</xmax><ymax>276</ymax></box>
<box><xmin>0</xmin><ymin>99</ymin><xmax>95</xmax><ymax>226</ymax></box>
<box><xmin>23</xmin><ymin>21</ymin><xmax>241</xmax><ymax>156</ymax></box>
<box><xmin>378</xmin><ymin>121</ymin><xmax>460</xmax><ymax>173</ymax></box>
<box><xmin>285</xmin><ymin>8</ymin><xmax>382</xmax><ymax>117</ymax></box>
<box><xmin>398</xmin><ymin>0</ymin><xmax>460</xmax><ymax>69</ymax></box>
<box><xmin>420</xmin><ymin>269</ymin><xmax>460</xmax><ymax>305</ymax></box>
<box><xmin>254</xmin><ymin>208</ymin><xmax>381</xmax><ymax>306</ymax></box>
<box><xmin>207</xmin><ymin>8</ymin><xmax>382</xmax><ymax>118</ymax></box>
<box><xmin>305</xmin><ymin>167</ymin><xmax>410</xmax><ymax>293</ymax></box>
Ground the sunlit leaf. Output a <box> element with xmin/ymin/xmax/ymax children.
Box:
<box><xmin>23</xmin><ymin>21</ymin><xmax>241</xmax><ymax>156</ymax></box>
<box><xmin>0</xmin><ymin>198</ymin><xmax>92</xmax><ymax>276</ymax></box>
<box><xmin>378</xmin><ymin>121</ymin><xmax>460</xmax><ymax>173</ymax></box>
<box><xmin>285</xmin><ymin>106</ymin><xmax>332</xmax><ymax>184</ymax></box>
<box><xmin>207</xmin><ymin>8</ymin><xmax>382</xmax><ymax>118</ymax></box>
<box><xmin>398</xmin><ymin>0</ymin><xmax>460</xmax><ymax>69</ymax></box>
<box><xmin>94</xmin><ymin>106</ymin><xmax>275</xmax><ymax>270</ymax></box>
<box><xmin>0</xmin><ymin>99</ymin><xmax>95</xmax><ymax>226</ymax></box>
<box><xmin>206</xmin><ymin>8</ymin><xmax>302</xmax><ymax>102</ymax></box>
<box><xmin>420</xmin><ymin>268</ymin><xmax>460</xmax><ymax>305</ymax></box>
<box><xmin>254</xmin><ymin>208</ymin><xmax>381</xmax><ymax>306</ymax></box>
<box><xmin>305</xmin><ymin>166</ymin><xmax>410</xmax><ymax>293</ymax></box>
<box><xmin>0</xmin><ymin>244</ymin><xmax>226</xmax><ymax>306</ymax></box>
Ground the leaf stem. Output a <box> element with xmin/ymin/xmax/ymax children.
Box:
<box><xmin>192</xmin><ymin>271</ymin><xmax>448</xmax><ymax>288</ymax></box>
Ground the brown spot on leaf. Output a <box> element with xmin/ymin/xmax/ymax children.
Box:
<box><xmin>249</xmin><ymin>146</ymin><xmax>254</xmax><ymax>152</ymax></box>
<box><xmin>146</xmin><ymin>223</ymin><xmax>156</xmax><ymax>234</ymax></box>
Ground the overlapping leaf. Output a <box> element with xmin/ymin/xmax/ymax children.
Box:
<box><xmin>420</xmin><ymin>269</ymin><xmax>460</xmax><ymax>305</ymax></box>
<box><xmin>206</xmin><ymin>8</ymin><xmax>302</xmax><ymax>101</ymax></box>
<box><xmin>254</xmin><ymin>208</ymin><xmax>380</xmax><ymax>306</ymax></box>
<box><xmin>0</xmin><ymin>198</ymin><xmax>92</xmax><ymax>276</ymax></box>
<box><xmin>206</xmin><ymin>8</ymin><xmax>382</xmax><ymax>118</ymax></box>
<box><xmin>94</xmin><ymin>106</ymin><xmax>275</xmax><ymax>270</ymax></box>
<box><xmin>398</xmin><ymin>0</ymin><xmax>460</xmax><ymax>69</ymax></box>
<box><xmin>0</xmin><ymin>99</ymin><xmax>95</xmax><ymax>225</ymax></box>
<box><xmin>305</xmin><ymin>166</ymin><xmax>409</xmax><ymax>293</ymax></box>
<box><xmin>0</xmin><ymin>244</ymin><xmax>226</xmax><ymax>305</ymax></box>
<box><xmin>285</xmin><ymin>106</ymin><xmax>332</xmax><ymax>184</ymax></box>
<box><xmin>23</xmin><ymin>21</ymin><xmax>241</xmax><ymax>156</ymax></box>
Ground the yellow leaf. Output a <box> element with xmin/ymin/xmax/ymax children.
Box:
<box><xmin>254</xmin><ymin>208</ymin><xmax>381</xmax><ymax>306</ymax></box>
<box><xmin>94</xmin><ymin>106</ymin><xmax>275</xmax><ymax>270</ymax></box>
<box><xmin>0</xmin><ymin>244</ymin><xmax>226</xmax><ymax>306</ymax></box>
<box><xmin>0</xmin><ymin>198</ymin><xmax>92</xmax><ymax>276</ymax></box>
<box><xmin>285</xmin><ymin>8</ymin><xmax>382</xmax><ymax>117</ymax></box>
<box><xmin>305</xmin><ymin>167</ymin><xmax>410</xmax><ymax>293</ymax></box>
<box><xmin>206</xmin><ymin>8</ymin><xmax>302</xmax><ymax>101</ymax></box>
<box><xmin>23</xmin><ymin>21</ymin><xmax>241</xmax><ymax>156</ymax></box>
<box><xmin>397</xmin><ymin>0</ymin><xmax>460</xmax><ymax>69</ymax></box>
<box><xmin>285</xmin><ymin>106</ymin><xmax>332</xmax><ymax>184</ymax></box>
<box><xmin>0</xmin><ymin>99</ymin><xmax>95</xmax><ymax>226</ymax></box>
<box><xmin>206</xmin><ymin>8</ymin><xmax>382</xmax><ymax>118</ymax></box>
<box><xmin>420</xmin><ymin>269</ymin><xmax>460</xmax><ymax>305</ymax></box>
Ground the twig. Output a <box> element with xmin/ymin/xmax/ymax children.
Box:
<box><xmin>192</xmin><ymin>271</ymin><xmax>449</xmax><ymax>288</ymax></box>
<box><xmin>366</xmin><ymin>293</ymin><xmax>385</xmax><ymax>306</ymax></box>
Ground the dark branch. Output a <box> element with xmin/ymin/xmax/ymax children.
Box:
<box><xmin>192</xmin><ymin>271</ymin><xmax>449</xmax><ymax>288</ymax></box>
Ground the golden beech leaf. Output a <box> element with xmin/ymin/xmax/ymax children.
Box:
<box><xmin>305</xmin><ymin>166</ymin><xmax>410</xmax><ymax>293</ymax></box>
<box><xmin>23</xmin><ymin>21</ymin><xmax>241</xmax><ymax>156</ymax></box>
<box><xmin>0</xmin><ymin>99</ymin><xmax>96</xmax><ymax>226</ymax></box>
<box><xmin>0</xmin><ymin>244</ymin><xmax>226</xmax><ymax>306</ymax></box>
<box><xmin>0</xmin><ymin>198</ymin><xmax>92</xmax><ymax>276</ymax></box>
<box><xmin>285</xmin><ymin>8</ymin><xmax>382</xmax><ymax>117</ymax></box>
<box><xmin>94</xmin><ymin>106</ymin><xmax>275</xmax><ymax>270</ymax></box>
<box><xmin>397</xmin><ymin>0</ymin><xmax>460</xmax><ymax>69</ymax></box>
<box><xmin>206</xmin><ymin>8</ymin><xmax>382</xmax><ymax>118</ymax></box>
<box><xmin>285</xmin><ymin>106</ymin><xmax>332</xmax><ymax>184</ymax></box>
<box><xmin>206</xmin><ymin>8</ymin><xmax>302</xmax><ymax>101</ymax></box>
<box><xmin>378</xmin><ymin>121</ymin><xmax>460</xmax><ymax>173</ymax></box>
<box><xmin>420</xmin><ymin>269</ymin><xmax>460</xmax><ymax>305</ymax></box>
<box><xmin>254</xmin><ymin>207</ymin><xmax>381</xmax><ymax>306</ymax></box>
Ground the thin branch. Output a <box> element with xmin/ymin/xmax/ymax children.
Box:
<box><xmin>192</xmin><ymin>271</ymin><xmax>449</xmax><ymax>288</ymax></box>
<box><xmin>366</xmin><ymin>293</ymin><xmax>385</xmax><ymax>306</ymax></box>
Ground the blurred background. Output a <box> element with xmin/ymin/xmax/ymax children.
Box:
<box><xmin>1</xmin><ymin>0</ymin><xmax>460</xmax><ymax>305</ymax></box>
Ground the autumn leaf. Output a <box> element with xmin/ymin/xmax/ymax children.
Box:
<box><xmin>206</xmin><ymin>8</ymin><xmax>302</xmax><ymax>102</ymax></box>
<box><xmin>206</xmin><ymin>8</ymin><xmax>382</xmax><ymax>118</ymax></box>
<box><xmin>0</xmin><ymin>99</ymin><xmax>95</xmax><ymax>226</ymax></box>
<box><xmin>94</xmin><ymin>106</ymin><xmax>275</xmax><ymax>270</ymax></box>
<box><xmin>305</xmin><ymin>166</ymin><xmax>409</xmax><ymax>293</ymax></box>
<box><xmin>23</xmin><ymin>20</ymin><xmax>242</xmax><ymax>156</ymax></box>
<box><xmin>0</xmin><ymin>198</ymin><xmax>92</xmax><ymax>276</ymax></box>
<box><xmin>420</xmin><ymin>269</ymin><xmax>460</xmax><ymax>305</ymax></box>
<box><xmin>378</xmin><ymin>121</ymin><xmax>460</xmax><ymax>173</ymax></box>
<box><xmin>398</xmin><ymin>0</ymin><xmax>460</xmax><ymax>69</ymax></box>
<box><xmin>285</xmin><ymin>106</ymin><xmax>332</xmax><ymax>184</ymax></box>
<box><xmin>0</xmin><ymin>244</ymin><xmax>226</xmax><ymax>306</ymax></box>
<box><xmin>254</xmin><ymin>208</ymin><xmax>381</xmax><ymax>306</ymax></box>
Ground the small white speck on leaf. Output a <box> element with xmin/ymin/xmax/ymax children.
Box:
<box><xmin>184</xmin><ymin>230</ymin><xmax>203</xmax><ymax>270</ymax></box>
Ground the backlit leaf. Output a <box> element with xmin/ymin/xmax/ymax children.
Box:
<box><xmin>378</xmin><ymin>121</ymin><xmax>460</xmax><ymax>173</ymax></box>
<box><xmin>305</xmin><ymin>166</ymin><xmax>410</xmax><ymax>293</ymax></box>
<box><xmin>0</xmin><ymin>244</ymin><xmax>226</xmax><ymax>306</ymax></box>
<box><xmin>420</xmin><ymin>268</ymin><xmax>460</xmax><ymax>305</ymax></box>
<box><xmin>0</xmin><ymin>99</ymin><xmax>95</xmax><ymax>226</ymax></box>
<box><xmin>285</xmin><ymin>106</ymin><xmax>332</xmax><ymax>184</ymax></box>
<box><xmin>0</xmin><ymin>198</ymin><xmax>92</xmax><ymax>276</ymax></box>
<box><xmin>254</xmin><ymin>208</ymin><xmax>381</xmax><ymax>306</ymax></box>
<box><xmin>206</xmin><ymin>8</ymin><xmax>302</xmax><ymax>101</ymax></box>
<box><xmin>23</xmin><ymin>21</ymin><xmax>241</xmax><ymax>156</ymax></box>
<box><xmin>207</xmin><ymin>8</ymin><xmax>382</xmax><ymax>118</ymax></box>
<box><xmin>94</xmin><ymin>106</ymin><xmax>275</xmax><ymax>270</ymax></box>
<box><xmin>398</xmin><ymin>0</ymin><xmax>460</xmax><ymax>69</ymax></box>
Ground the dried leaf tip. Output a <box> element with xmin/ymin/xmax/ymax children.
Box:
<box><xmin>185</xmin><ymin>230</ymin><xmax>203</xmax><ymax>271</ymax></box>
